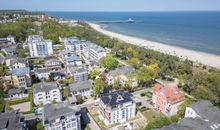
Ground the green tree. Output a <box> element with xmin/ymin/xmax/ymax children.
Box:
<box><xmin>99</xmin><ymin>55</ymin><xmax>119</xmax><ymax>71</ymax></box>
<box><xmin>89</xmin><ymin>69</ymin><xmax>100</xmax><ymax>80</ymax></box>
<box><xmin>94</xmin><ymin>78</ymin><xmax>105</xmax><ymax>96</ymax></box>
<box><xmin>192</xmin><ymin>85</ymin><xmax>218</xmax><ymax>103</ymax></box>
<box><xmin>137</xmin><ymin>64</ymin><xmax>159</xmax><ymax>86</ymax></box>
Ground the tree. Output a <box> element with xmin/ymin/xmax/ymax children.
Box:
<box><xmin>89</xmin><ymin>69</ymin><xmax>100</xmax><ymax>80</ymax></box>
<box><xmin>94</xmin><ymin>78</ymin><xmax>105</xmax><ymax>96</ymax></box>
<box><xmin>99</xmin><ymin>55</ymin><xmax>119</xmax><ymax>71</ymax></box>
<box><xmin>144</xmin><ymin>116</ymin><xmax>172</xmax><ymax>130</ymax></box>
<box><xmin>136</xmin><ymin>64</ymin><xmax>159</xmax><ymax>86</ymax></box>
<box><xmin>192</xmin><ymin>85</ymin><xmax>218</xmax><ymax>103</ymax></box>
<box><xmin>76</xmin><ymin>95</ymin><xmax>84</xmax><ymax>104</ymax></box>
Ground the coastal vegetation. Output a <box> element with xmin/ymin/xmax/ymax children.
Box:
<box><xmin>1</xmin><ymin>17</ymin><xmax>220</xmax><ymax>109</ymax></box>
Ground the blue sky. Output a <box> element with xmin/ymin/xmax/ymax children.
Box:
<box><xmin>0</xmin><ymin>0</ymin><xmax>220</xmax><ymax>11</ymax></box>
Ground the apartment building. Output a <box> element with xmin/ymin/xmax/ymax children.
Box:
<box><xmin>28</xmin><ymin>35</ymin><xmax>53</xmax><ymax>57</ymax></box>
<box><xmin>42</xmin><ymin>103</ymin><xmax>81</xmax><ymax>130</ymax></box>
<box><xmin>99</xmin><ymin>90</ymin><xmax>136</xmax><ymax>126</ymax></box>
<box><xmin>33</xmin><ymin>82</ymin><xmax>61</xmax><ymax>105</ymax></box>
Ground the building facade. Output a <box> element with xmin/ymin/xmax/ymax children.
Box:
<box><xmin>10</xmin><ymin>67</ymin><xmax>31</xmax><ymax>88</ymax></box>
<box><xmin>28</xmin><ymin>35</ymin><xmax>53</xmax><ymax>57</ymax></box>
<box><xmin>99</xmin><ymin>90</ymin><xmax>136</xmax><ymax>126</ymax></box>
<box><xmin>33</xmin><ymin>82</ymin><xmax>61</xmax><ymax>105</ymax></box>
<box><xmin>152</xmin><ymin>84</ymin><xmax>185</xmax><ymax>116</ymax></box>
<box><xmin>69</xmin><ymin>80</ymin><xmax>93</xmax><ymax>97</ymax></box>
<box><xmin>42</xmin><ymin>103</ymin><xmax>81</xmax><ymax>130</ymax></box>
<box><xmin>44</xmin><ymin>56</ymin><xmax>62</xmax><ymax>70</ymax></box>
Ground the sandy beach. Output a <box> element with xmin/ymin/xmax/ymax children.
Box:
<box><xmin>88</xmin><ymin>23</ymin><xmax>220</xmax><ymax>68</ymax></box>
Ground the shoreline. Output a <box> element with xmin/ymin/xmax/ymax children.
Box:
<box><xmin>88</xmin><ymin>22</ymin><xmax>220</xmax><ymax>68</ymax></box>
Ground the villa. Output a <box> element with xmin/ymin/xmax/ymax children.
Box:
<box><xmin>10</xmin><ymin>67</ymin><xmax>31</xmax><ymax>88</ymax></box>
<box><xmin>69</xmin><ymin>80</ymin><xmax>94</xmax><ymax>97</ymax></box>
<box><xmin>35</xmin><ymin>67</ymin><xmax>51</xmax><ymax>80</ymax></box>
<box><xmin>152</xmin><ymin>84</ymin><xmax>185</xmax><ymax>116</ymax></box>
<box><xmin>107</xmin><ymin>66</ymin><xmax>138</xmax><ymax>88</ymax></box>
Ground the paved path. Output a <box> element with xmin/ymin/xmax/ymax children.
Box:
<box><xmin>81</xmin><ymin>108</ymin><xmax>101</xmax><ymax>130</ymax></box>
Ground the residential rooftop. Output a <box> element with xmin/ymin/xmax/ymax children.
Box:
<box><xmin>10</xmin><ymin>67</ymin><xmax>30</xmax><ymax>76</ymax></box>
<box><xmin>33</xmin><ymin>82</ymin><xmax>59</xmax><ymax>94</ymax></box>
<box><xmin>109</xmin><ymin>66</ymin><xmax>136</xmax><ymax>76</ymax></box>
<box><xmin>100</xmin><ymin>90</ymin><xmax>133</xmax><ymax>107</ymax></box>
<box><xmin>69</xmin><ymin>80</ymin><xmax>93</xmax><ymax>92</ymax></box>
<box><xmin>43</xmin><ymin>103</ymin><xmax>80</xmax><ymax>123</ymax></box>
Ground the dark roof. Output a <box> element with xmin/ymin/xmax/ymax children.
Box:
<box><xmin>33</xmin><ymin>82</ymin><xmax>59</xmax><ymax>94</ymax></box>
<box><xmin>100</xmin><ymin>90</ymin><xmax>133</xmax><ymax>107</ymax></box>
<box><xmin>43</xmin><ymin>103</ymin><xmax>80</xmax><ymax>122</ymax></box>
<box><xmin>8</xmin><ymin>87</ymin><xmax>25</xmax><ymax>95</ymax></box>
<box><xmin>0</xmin><ymin>110</ymin><xmax>25</xmax><ymax>130</ymax></box>
<box><xmin>69</xmin><ymin>80</ymin><xmax>93</xmax><ymax>92</ymax></box>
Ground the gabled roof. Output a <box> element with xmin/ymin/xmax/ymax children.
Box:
<box><xmin>10</xmin><ymin>67</ymin><xmax>30</xmax><ymax>76</ymax></box>
<box><xmin>89</xmin><ymin>42</ymin><xmax>106</xmax><ymax>53</ymax></box>
<box><xmin>9</xmin><ymin>58</ymin><xmax>27</xmax><ymax>66</ymax></box>
<box><xmin>43</xmin><ymin>103</ymin><xmax>80</xmax><ymax>122</ymax></box>
<box><xmin>33</xmin><ymin>82</ymin><xmax>59</xmax><ymax>94</ymax></box>
<box><xmin>109</xmin><ymin>66</ymin><xmax>136</xmax><ymax>77</ymax></box>
<box><xmin>69</xmin><ymin>80</ymin><xmax>93</xmax><ymax>92</ymax></box>
<box><xmin>0</xmin><ymin>110</ymin><xmax>25</xmax><ymax>130</ymax></box>
<box><xmin>153</xmin><ymin>84</ymin><xmax>185</xmax><ymax>104</ymax></box>
<box><xmin>100</xmin><ymin>90</ymin><xmax>133</xmax><ymax>107</ymax></box>
<box><xmin>8</xmin><ymin>87</ymin><xmax>25</xmax><ymax>95</ymax></box>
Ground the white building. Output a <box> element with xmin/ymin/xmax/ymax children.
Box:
<box><xmin>28</xmin><ymin>35</ymin><xmax>53</xmax><ymax>57</ymax></box>
<box><xmin>87</xmin><ymin>42</ymin><xmax>107</xmax><ymax>62</ymax></box>
<box><xmin>33</xmin><ymin>82</ymin><xmax>61</xmax><ymax>105</ymax></box>
<box><xmin>107</xmin><ymin>66</ymin><xmax>138</xmax><ymax>88</ymax></box>
<box><xmin>35</xmin><ymin>68</ymin><xmax>51</xmax><ymax>79</ymax></box>
<box><xmin>7</xmin><ymin>88</ymin><xmax>28</xmax><ymax>99</ymax></box>
<box><xmin>42</xmin><ymin>103</ymin><xmax>81</xmax><ymax>130</ymax></box>
<box><xmin>69</xmin><ymin>80</ymin><xmax>93</xmax><ymax>97</ymax></box>
<box><xmin>62</xmin><ymin>36</ymin><xmax>88</xmax><ymax>55</ymax></box>
<box><xmin>99</xmin><ymin>90</ymin><xmax>136</xmax><ymax>126</ymax></box>
<box><xmin>66</xmin><ymin>66</ymin><xmax>88</xmax><ymax>81</ymax></box>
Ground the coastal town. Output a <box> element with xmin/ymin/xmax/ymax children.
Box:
<box><xmin>0</xmin><ymin>10</ymin><xmax>220</xmax><ymax>130</ymax></box>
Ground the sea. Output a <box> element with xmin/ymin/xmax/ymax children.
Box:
<box><xmin>45</xmin><ymin>12</ymin><xmax>220</xmax><ymax>56</ymax></box>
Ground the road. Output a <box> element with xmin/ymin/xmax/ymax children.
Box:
<box><xmin>81</xmin><ymin>108</ymin><xmax>101</xmax><ymax>130</ymax></box>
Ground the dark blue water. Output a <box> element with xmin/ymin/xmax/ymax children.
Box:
<box><xmin>46</xmin><ymin>12</ymin><xmax>220</xmax><ymax>55</ymax></box>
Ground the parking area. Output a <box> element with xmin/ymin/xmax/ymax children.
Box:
<box><xmin>10</xmin><ymin>101</ymin><xmax>31</xmax><ymax>112</ymax></box>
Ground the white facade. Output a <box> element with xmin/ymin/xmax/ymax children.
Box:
<box><xmin>99</xmin><ymin>91</ymin><xmax>136</xmax><ymax>126</ymax></box>
<box><xmin>43</xmin><ymin>104</ymin><xmax>81</xmax><ymax>130</ymax></box>
<box><xmin>33</xmin><ymin>83</ymin><xmax>61</xmax><ymax>105</ymax></box>
<box><xmin>99</xmin><ymin>101</ymin><xmax>136</xmax><ymax>125</ymax></box>
<box><xmin>28</xmin><ymin>35</ymin><xmax>53</xmax><ymax>57</ymax></box>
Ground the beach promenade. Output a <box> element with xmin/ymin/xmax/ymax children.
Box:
<box><xmin>89</xmin><ymin>23</ymin><xmax>220</xmax><ymax>68</ymax></box>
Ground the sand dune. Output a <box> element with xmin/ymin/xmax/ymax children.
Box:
<box><xmin>88</xmin><ymin>23</ymin><xmax>220</xmax><ymax>68</ymax></box>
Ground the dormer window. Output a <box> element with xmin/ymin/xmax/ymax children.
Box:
<box><xmin>117</xmin><ymin>95</ymin><xmax>123</xmax><ymax>102</ymax></box>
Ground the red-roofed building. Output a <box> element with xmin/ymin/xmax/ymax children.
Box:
<box><xmin>152</xmin><ymin>83</ymin><xmax>185</xmax><ymax>116</ymax></box>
